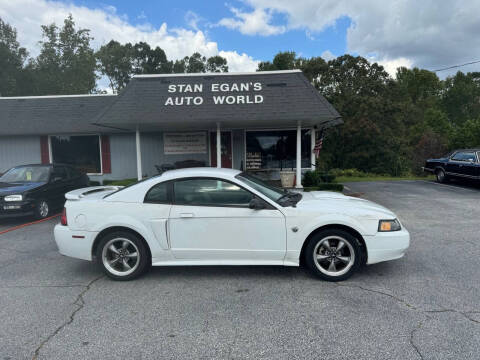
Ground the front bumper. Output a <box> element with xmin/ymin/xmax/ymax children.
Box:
<box><xmin>422</xmin><ymin>167</ymin><xmax>434</xmax><ymax>173</ymax></box>
<box><xmin>54</xmin><ymin>224</ymin><xmax>97</xmax><ymax>261</ymax></box>
<box><xmin>364</xmin><ymin>228</ymin><xmax>410</xmax><ymax>265</ymax></box>
<box><xmin>0</xmin><ymin>201</ymin><xmax>35</xmax><ymax>219</ymax></box>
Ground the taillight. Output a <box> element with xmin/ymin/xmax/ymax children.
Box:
<box><xmin>61</xmin><ymin>208</ymin><xmax>67</xmax><ymax>226</ymax></box>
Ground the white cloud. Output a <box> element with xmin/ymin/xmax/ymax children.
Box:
<box><xmin>219</xmin><ymin>50</ymin><xmax>259</xmax><ymax>72</ymax></box>
<box><xmin>321</xmin><ymin>50</ymin><xmax>336</xmax><ymax>61</ymax></box>
<box><xmin>376</xmin><ymin>57</ymin><xmax>414</xmax><ymax>78</ymax></box>
<box><xmin>218</xmin><ymin>6</ymin><xmax>285</xmax><ymax>36</ymax></box>
<box><xmin>219</xmin><ymin>0</ymin><xmax>480</xmax><ymax>75</ymax></box>
<box><xmin>0</xmin><ymin>0</ymin><xmax>260</xmax><ymax>72</ymax></box>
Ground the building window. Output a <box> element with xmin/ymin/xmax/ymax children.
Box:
<box><xmin>50</xmin><ymin>135</ymin><xmax>102</xmax><ymax>174</ymax></box>
<box><xmin>245</xmin><ymin>130</ymin><xmax>310</xmax><ymax>169</ymax></box>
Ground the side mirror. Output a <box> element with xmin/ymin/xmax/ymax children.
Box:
<box><xmin>249</xmin><ymin>198</ymin><xmax>265</xmax><ymax>210</ymax></box>
<box><xmin>51</xmin><ymin>176</ymin><xmax>62</xmax><ymax>183</ymax></box>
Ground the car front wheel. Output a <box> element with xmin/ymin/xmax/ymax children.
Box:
<box><xmin>35</xmin><ymin>200</ymin><xmax>50</xmax><ymax>219</ymax></box>
<box><xmin>97</xmin><ymin>231</ymin><xmax>150</xmax><ymax>281</ymax></box>
<box><xmin>435</xmin><ymin>169</ymin><xmax>447</xmax><ymax>183</ymax></box>
<box><xmin>305</xmin><ymin>229</ymin><xmax>362</xmax><ymax>282</ymax></box>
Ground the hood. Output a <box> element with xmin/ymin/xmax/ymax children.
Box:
<box><xmin>0</xmin><ymin>182</ymin><xmax>46</xmax><ymax>196</ymax></box>
<box><xmin>296</xmin><ymin>191</ymin><xmax>396</xmax><ymax>218</ymax></box>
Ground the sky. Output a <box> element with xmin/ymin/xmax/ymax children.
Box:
<box><xmin>1</xmin><ymin>0</ymin><xmax>479</xmax><ymax>79</ymax></box>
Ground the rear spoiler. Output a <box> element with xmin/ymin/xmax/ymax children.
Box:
<box><xmin>65</xmin><ymin>186</ymin><xmax>123</xmax><ymax>201</ymax></box>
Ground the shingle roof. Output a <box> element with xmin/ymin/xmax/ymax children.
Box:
<box><xmin>0</xmin><ymin>94</ymin><xmax>117</xmax><ymax>136</ymax></box>
<box><xmin>0</xmin><ymin>71</ymin><xmax>342</xmax><ymax>136</ymax></box>
<box><xmin>94</xmin><ymin>70</ymin><xmax>342</xmax><ymax>131</ymax></box>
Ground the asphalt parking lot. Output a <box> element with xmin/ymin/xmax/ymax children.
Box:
<box><xmin>1</xmin><ymin>180</ymin><xmax>479</xmax><ymax>360</ymax></box>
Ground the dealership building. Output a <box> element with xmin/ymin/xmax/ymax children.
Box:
<box><xmin>0</xmin><ymin>70</ymin><xmax>342</xmax><ymax>187</ymax></box>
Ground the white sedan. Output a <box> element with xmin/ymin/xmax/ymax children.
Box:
<box><xmin>54</xmin><ymin>168</ymin><xmax>410</xmax><ymax>281</ymax></box>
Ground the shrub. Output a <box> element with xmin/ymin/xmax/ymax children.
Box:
<box><xmin>302</xmin><ymin>170</ymin><xmax>322</xmax><ymax>187</ymax></box>
<box><xmin>103</xmin><ymin>178</ymin><xmax>137</xmax><ymax>186</ymax></box>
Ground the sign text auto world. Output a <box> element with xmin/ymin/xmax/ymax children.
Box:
<box><xmin>164</xmin><ymin>82</ymin><xmax>264</xmax><ymax>106</ymax></box>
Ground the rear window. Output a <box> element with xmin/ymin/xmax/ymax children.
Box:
<box><xmin>144</xmin><ymin>182</ymin><xmax>170</xmax><ymax>203</ymax></box>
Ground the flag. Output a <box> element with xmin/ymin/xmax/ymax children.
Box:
<box><xmin>313</xmin><ymin>130</ymin><xmax>325</xmax><ymax>158</ymax></box>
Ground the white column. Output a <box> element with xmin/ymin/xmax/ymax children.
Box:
<box><xmin>216</xmin><ymin>123</ymin><xmax>221</xmax><ymax>168</ymax></box>
<box><xmin>311</xmin><ymin>127</ymin><xmax>316</xmax><ymax>171</ymax></box>
<box><xmin>136</xmin><ymin>129</ymin><xmax>142</xmax><ymax>181</ymax></box>
<box><xmin>295</xmin><ymin>123</ymin><xmax>303</xmax><ymax>188</ymax></box>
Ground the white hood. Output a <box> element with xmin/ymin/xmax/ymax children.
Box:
<box><xmin>295</xmin><ymin>191</ymin><xmax>396</xmax><ymax>219</ymax></box>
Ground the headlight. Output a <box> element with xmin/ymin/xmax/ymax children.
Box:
<box><xmin>378</xmin><ymin>219</ymin><xmax>401</xmax><ymax>232</ymax></box>
<box><xmin>4</xmin><ymin>194</ymin><xmax>23</xmax><ymax>202</ymax></box>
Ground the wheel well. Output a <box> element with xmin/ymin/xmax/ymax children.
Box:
<box><xmin>434</xmin><ymin>166</ymin><xmax>445</xmax><ymax>174</ymax></box>
<box><xmin>299</xmin><ymin>224</ymin><xmax>367</xmax><ymax>266</ymax></box>
<box><xmin>91</xmin><ymin>226</ymin><xmax>152</xmax><ymax>263</ymax></box>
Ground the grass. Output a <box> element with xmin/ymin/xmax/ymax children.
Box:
<box><xmin>335</xmin><ymin>175</ymin><xmax>435</xmax><ymax>183</ymax></box>
<box><xmin>103</xmin><ymin>178</ymin><xmax>138</xmax><ymax>186</ymax></box>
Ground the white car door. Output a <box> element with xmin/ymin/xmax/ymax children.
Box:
<box><xmin>168</xmin><ymin>177</ymin><xmax>286</xmax><ymax>261</ymax></box>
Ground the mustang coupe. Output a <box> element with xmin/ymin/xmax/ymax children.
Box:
<box><xmin>54</xmin><ymin>168</ymin><xmax>410</xmax><ymax>281</ymax></box>
<box><xmin>423</xmin><ymin>149</ymin><xmax>480</xmax><ymax>183</ymax></box>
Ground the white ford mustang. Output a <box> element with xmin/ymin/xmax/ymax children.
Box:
<box><xmin>54</xmin><ymin>168</ymin><xmax>410</xmax><ymax>281</ymax></box>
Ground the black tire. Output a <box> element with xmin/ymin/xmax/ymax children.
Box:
<box><xmin>305</xmin><ymin>229</ymin><xmax>362</xmax><ymax>282</ymax></box>
<box><xmin>34</xmin><ymin>199</ymin><xmax>50</xmax><ymax>219</ymax></box>
<box><xmin>435</xmin><ymin>168</ymin><xmax>448</xmax><ymax>183</ymax></box>
<box><xmin>96</xmin><ymin>231</ymin><xmax>150</xmax><ymax>281</ymax></box>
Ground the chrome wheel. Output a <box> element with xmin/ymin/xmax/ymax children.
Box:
<box><xmin>38</xmin><ymin>201</ymin><xmax>49</xmax><ymax>218</ymax></box>
<box><xmin>313</xmin><ymin>235</ymin><xmax>355</xmax><ymax>277</ymax></box>
<box><xmin>102</xmin><ymin>238</ymin><xmax>140</xmax><ymax>277</ymax></box>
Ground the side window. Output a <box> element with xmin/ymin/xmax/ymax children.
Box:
<box><xmin>145</xmin><ymin>182</ymin><xmax>170</xmax><ymax>203</ymax></box>
<box><xmin>452</xmin><ymin>152</ymin><xmax>475</xmax><ymax>162</ymax></box>
<box><xmin>464</xmin><ymin>152</ymin><xmax>476</xmax><ymax>162</ymax></box>
<box><xmin>53</xmin><ymin>166</ymin><xmax>68</xmax><ymax>180</ymax></box>
<box><xmin>173</xmin><ymin>178</ymin><xmax>254</xmax><ymax>207</ymax></box>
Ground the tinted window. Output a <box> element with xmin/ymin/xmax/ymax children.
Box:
<box><xmin>66</xmin><ymin>166</ymin><xmax>81</xmax><ymax>178</ymax></box>
<box><xmin>145</xmin><ymin>182</ymin><xmax>170</xmax><ymax>203</ymax></box>
<box><xmin>173</xmin><ymin>178</ymin><xmax>253</xmax><ymax>207</ymax></box>
<box><xmin>53</xmin><ymin>166</ymin><xmax>68</xmax><ymax>180</ymax></box>
<box><xmin>51</xmin><ymin>135</ymin><xmax>101</xmax><ymax>173</ymax></box>
<box><xmin>451</xmin><ymin>152</ymin><xmax>476</xmax><ymax>162</ymax></box>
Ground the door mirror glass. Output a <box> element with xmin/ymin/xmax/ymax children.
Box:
<box><xmin>249</xmin><ymin>198</ymin><xmax>265</xmax><ymax>210</ymax></box>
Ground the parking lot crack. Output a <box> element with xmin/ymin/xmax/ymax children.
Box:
<box><xmin>425</xmin><ymin>309</ymin><xmax>480</xmax><ymax>324</ymax></box>
<box><xmin>31</xmin><ymin>275</ymin><xmax>104</xmax><ymax>360</ymax></box>
<box><xmin>335</xmin><ymin>283</ymin><xmax>417</xmax><ymax>309</ymax></box>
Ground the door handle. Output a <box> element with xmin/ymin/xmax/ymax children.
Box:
<box><xmin>179</xmin><ymin>213</ymin><xmax>194</xmax><ymax>218</ymax></box>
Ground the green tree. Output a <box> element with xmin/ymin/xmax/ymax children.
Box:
<box><xmin>96</xmin><ymin>40</ymin><xmax>133</xmax><ymax>92</ymax></box>
<box><xmin>442</xmin><ymin>72</ymin><xmax>480</xmax><ymax>126</ymax></box>
<box><xmin>206</xmin><ymin>55</ymin><xmax>228</xmax><ymax>73</ymax></box>
<box><xmin>30</xmin><ymin>14</ymin><xmax>97</xmax><ymax>95</ymax></box>
<box><xmin>131</xmin><ymin>42</ymin><xmax>173</xmax><ymax>74</ymax></box>
<box><xmin>0</xmin><ymin>18</ymin><xmax>30</xmax><ymax>96</ymax></box>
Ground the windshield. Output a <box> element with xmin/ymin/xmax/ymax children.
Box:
<box><xmin>235</xmin><ymin>172</ymin><xmax>285</xmax><ymax>202</ymax></box>
<box><xmin>0</xmin><ymin>166</ymin><xmax>51</xmax><ymax>183</ymax></box>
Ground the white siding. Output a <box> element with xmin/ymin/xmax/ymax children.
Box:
<box><xmin>0</xmin><ymin>136</ymin><xmax>41</xmax><ymax>173</ymax></box>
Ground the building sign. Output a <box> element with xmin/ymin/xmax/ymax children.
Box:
<box><xmin>164</xmin><ymin>132</ymin><xmax>207</xmax><ymax>154</ymax></box>
<box><xmin>164</xmin><ymin>82</ymin><xmax>264</xmax><ymax>106</ymax></box>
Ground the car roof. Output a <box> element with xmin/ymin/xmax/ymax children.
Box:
<box><xmin>159</xmin><ymin>167</ymin><xmax>242</xmax><ymax>181</ymax></box>
<box><xmin>454</xmin><ymin>149</ymin><xmax>480</xmax><ymax>152</ymax></box>
<box><xmin>10</xmin><ymin>163</ymin><xmax>74</xmax><ymax>168</ymax></box>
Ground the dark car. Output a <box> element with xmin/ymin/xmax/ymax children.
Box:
<box><xmin>423</xmin><ymin>149</ymin><xmax>480</xmax><ymax>183</ymax></box>
<box><xmin>0</xmin><ymin>164</ymin><xmax>89</xmax><ymax>219</ymax></box>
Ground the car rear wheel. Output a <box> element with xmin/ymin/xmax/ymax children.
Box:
<box><xmin>35</xmin><ymin>200</ymin><xmax>50</xmax><ymax>219</ymax></box>
<box><xmin>305</xmin><ymin>229</ymin><xmax>362</xmax><ymax>282</ymax></box>
<box><xmin>435</xmin><ymin>169</ymin><xmax>448</xmax><ymax>183</ymax></box>
<box><xmin>97</xmin><ymin>231</ymin><xmax>150</xmax><ymax>281</ymax></box>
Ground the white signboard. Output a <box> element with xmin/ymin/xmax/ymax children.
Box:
<box><xmin>164</xmin><ymin>132</ymin><xmax>207</xmax><ymax>155</ymax></box>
